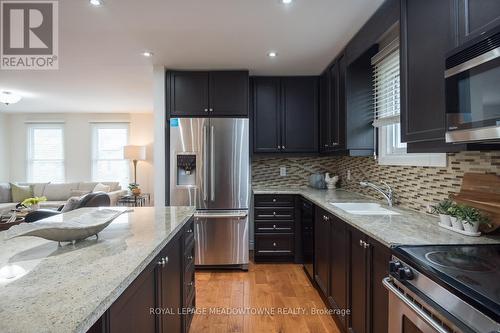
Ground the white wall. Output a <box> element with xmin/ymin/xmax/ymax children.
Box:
<box><xmin>153</xmin><ymin>66</ymin><xmax>166</xmax><ymax>207</ymax></box>
<box><xmin>0</xmin><ymin>113</ymin><xmax>10</xmax><ymax>182</ymax></box>
<box><xmin>5</xmin><ymin>113</ymin><xmax>155</xmax><ymax>198</ymax></box>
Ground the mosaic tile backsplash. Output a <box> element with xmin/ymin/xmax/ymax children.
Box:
<box><xmin>252</xmin><ymin>151</ymin><xmax>500</xmax><ymax>213</ymax></box>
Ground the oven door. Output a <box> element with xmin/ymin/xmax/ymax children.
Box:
<box><xmin>383</xmin><ymin>278</ymin><xmax>456</xmax><ymax>333</ymax></box>
<box><xmin>445</xmin><ymin>47</ymin><xmax>500</xmax><ymax>143</ymax></box>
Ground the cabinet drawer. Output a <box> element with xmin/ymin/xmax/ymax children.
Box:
<box><xmin>254</xmin><ymin>194</ymin><xmax>294</xmax><ymax>207</ymax></box>
<box><xmin>255</xmin><ymin>221</ymin><xmax>293</xmax><ymax>233</ymax></box>
<box><xmin>255</xmin><ymin>207</ymin><xmax>294</xmax><ymax>220</ymax></box>
<box><xmin>255</xmin><ymin>234</ymin><xmax>294</xmax><ymax>256</ymax></box>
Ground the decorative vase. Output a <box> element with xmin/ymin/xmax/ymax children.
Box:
<box><xmin>131</xmin><ymin>188</ymin><xmax>141</xmax><ymax>196</ymax></box>
<box><xmin>450</xmin><ymin>217</ymin><xmax>464</xmax><ymax>230</ymax></box>
<box><xmin>438</xmin><ymin>214</ymin><xmax>452</xmax><ymax>226</ymax></box>
<box><xmin>462</xmin><ymin>220</ymin><xmax>480</xmax><ymax>233</ymax></box>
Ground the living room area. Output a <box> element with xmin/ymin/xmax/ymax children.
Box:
<box><xmin>0</xmin><ymin>111</ymin><xmax>154</xmax><ymax>227</ymax></box>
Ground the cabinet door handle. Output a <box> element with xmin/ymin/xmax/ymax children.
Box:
<box><xmin>272</xmin><ymin>198</ymin><xmax>277</xmax><ymax>202</ymax></box>
<box><xmin>204</xmin><ymin>108</ymin><xmax>208</xmax><ymax>112</ymax></box>
<box><xmin>209</xmin><ymin>108</ymin><xmax>213</xmax><ymax>112</ymax></box>
<box><xmin>273</xmin><ymin>211</ymin><xmax>276</xmax><ymax>216</ymax></box>
<box><xmin>187</xmin><ymin>228</ymin><xmax>193</xmax><ymax>234</ymax></box>
<box><xmin>324</xmin><ymin>144</ymin><xmax>329</xmax><ymax>147</ymax></box>
<box><xmin>273</xmin><ymin>242</ymin><xmax>277</xmax><ymax>247</ymax></box>
<box><xmin>323</xmin><ymin>215</ymin><xmax>329</xmax><ymax>221</ymax></box>
<box><xmin>273</xmin><ymin>225</ymin><xmax>276</xmax><ymax>229</ymax></box>
<box><xmin>359</xmin><ymin>240</ymin><xmax>364</xmax><ymax>247</ymax></box>
<box><xmin>363</xmin><ymin>242</ymin><xmax>370</xmax><ymax>249</ymax></box>
<box><xmin>187</xmin><ymin>255</ymin><xmax>193</xmax><ymax>260</ymax></box>
<box><xmin>282</xmin><ymin>145</ymin><xmax>286</xmax><ymax>149</ymax></box>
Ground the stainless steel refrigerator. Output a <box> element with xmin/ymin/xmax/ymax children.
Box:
<box><xmin>169</xmin><ymin>118</ymin><xmax>249</xmax><ymax>270</ymax></box>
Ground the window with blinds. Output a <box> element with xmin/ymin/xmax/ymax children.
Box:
<box><xmin>91</xmin><ymin>123</ymin><xmax>130</xmax><ymax>188</ymax></box>
<box><xmin>27</xmin><ymin>123</ymin><xmax>65</xmax><ymax>183</ymax></box>
<box><xmin>372</xmin><ymin>38</ymin><xmax>400</xmax><ymax>128</ymax></box>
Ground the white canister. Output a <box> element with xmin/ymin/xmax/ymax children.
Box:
<box><xmin>450</xmin><ymin>217</ymin><xmax>464</xmax><ymax>230</ymax></box>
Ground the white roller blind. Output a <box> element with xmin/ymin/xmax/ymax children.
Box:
<box><xmin>91</xmin><ymin>123</ymin><xmax>130</xmax><ymax>188</ymax></box>
<box><xmin>27</xmin><ymin>124</ymin><xmax>65</xmax><ymax>183</ymax></box>
<box><xmin>372</xmin><ymin>38</ymin><xmax>400</xmax><ymax>127</ymax></box>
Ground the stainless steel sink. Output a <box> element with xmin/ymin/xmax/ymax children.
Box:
<box><xmin>329</xmin><ymin>202</ymin><xmax>400</xmax><ymax>216</ymax></box>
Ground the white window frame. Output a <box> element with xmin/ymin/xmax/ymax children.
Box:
<box><xmin>26</xmin><ymin>123</ymin><xmax>66</xmax><ymax>183</ymax></box>
<box><xmin>372</xmin><ymin>37</ymin><xmax>447</xmax><ymax>168</ymax></box>
<box><xmin>90</xmin><ymin>122</ymin><xmax>130</xmax><ymax>187</ymax></box>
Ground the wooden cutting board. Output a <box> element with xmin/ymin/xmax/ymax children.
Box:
<box><xmin>451</xmin><ymin>173</ymin><xmax>500</xmax><ymax>233</ymax></box>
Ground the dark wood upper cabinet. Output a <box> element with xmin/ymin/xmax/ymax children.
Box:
<box><xmin>320</xmin><ymin>60</ymin><xmax>345</xmax><ymax>153</ymax></box>
<box><xmin>400</xmin><ymin>0</ymin><xmax>457</xmax><ymax>143</ymax></box>
<box><xmin>252</xmin><ymin>76</ymin><xmax>318</xmax><ymax>154</ymax></box>
<box><xmin>253</xmin><ymin>77</ymin><xmax>281</xmax><ymax>153</ymax></box>
<box><xmin>457</xmin><ymin>0</ymin><xmax>500</xmax><ymax>44</ymax></box>
<box><xmin>314</xmin><ymin>206</ymin><xmax>330</xmax><ymax>297</ymax></box>
<box><xmin>168</xmin><ymin>70</ymin><xmax>249</xmax><ymax>117</ymax></box>
<box><xmin>282</xmin><ymin>77</ymin><xmax>319</xmax><ymax>153</ymax></box>
<box><xmin>209</xmin><ymin>71</ymin><xmax>249</xmax><ymax>116</ymax></box>
<box><xmin>170</xmin><ymin>71</ymin><xmax>210</xmax><ymax>117</ymax></box>
<box><xmin>158</xmin><ymin>234</ymin><xmax>183</xmax><ymax>333</ymax></box>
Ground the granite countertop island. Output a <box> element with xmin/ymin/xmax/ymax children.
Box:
<box><xmin>253</xmin><ymin>186</ymin><xmax>500</xmax><ymax>247</ymax></box>
<box><xmin>0</xmin><ymin>206</ymin><xmax>195</xmax><ymax>333</ymax></box>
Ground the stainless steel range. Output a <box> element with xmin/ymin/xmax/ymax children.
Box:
<box><xmin>384</xmin><ymin>244</ymin><xmax>500</xmax><ymax>333</ymax></box>
<box><xmin>169</xmin><ymin>118</ymin><xmax>250</xmax><ymax>270</ymax></box>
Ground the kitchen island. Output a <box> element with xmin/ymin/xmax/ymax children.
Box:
<box><xmin>0</xmin><ymin>206</ymin><xmax>196</xmax><ymax>333</ymax></box>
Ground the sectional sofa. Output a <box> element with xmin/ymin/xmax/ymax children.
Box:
<box><xmin>0</xmin><ymin>182</ymin><xmax>128</xmax><ymax>214</ymax></box>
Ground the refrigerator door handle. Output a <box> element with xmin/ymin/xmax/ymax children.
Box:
<box><xmin>194</xmin><ymin>211</ymin><xmax>248</xmax><ymax>219</ymax></box>
<box><xmin>203</xmin><ymin>125</ymin><xmax>208</xmax><ymax>201</ymax></box>
<box><xmin>210</xmin><ymin>125</ymin><xmax>215</xmax><ymax>202</ymax></box>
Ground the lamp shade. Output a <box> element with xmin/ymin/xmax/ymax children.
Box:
<box><xmin>124</xmin><ymin>145</ymin><xmax>146</xmax><ymax>161</ymax></box>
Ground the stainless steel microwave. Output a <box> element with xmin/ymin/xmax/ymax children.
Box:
<box><xmin>445</xmin><ymin>28</ymin><xmax>500</xmax><ymax>143</ymax></box>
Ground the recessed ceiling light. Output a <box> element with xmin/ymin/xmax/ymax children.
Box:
<box><xmin>89</xmin><ymin>0</ymin><xmax>103</xmax><ymax>6</ymax></box>
<box><xmin>142</xmin><ymin>51</ymin><xmax>153</xmax><ymax>57</ymax></box>
<box><xmin>268</xmin><ymin>51</ymin><xmax>277</xmax><ymax>58</ymax></box>
<box><xmin>0</xmin><ymin>91</ymin><xmax>22</xmax><ymax>105</ymax></box>
<box><xmin>282</xmin><ymin>0</ymin><xmax>293</xmax><ymax>4</ymax></box>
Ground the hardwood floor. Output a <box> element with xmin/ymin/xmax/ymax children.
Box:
<box><xmin>190</xmin><ymin>261</ymin><xmax>341</xmax><ymax>333</ymax></box>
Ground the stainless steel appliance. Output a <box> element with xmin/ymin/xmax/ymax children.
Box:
<box><xmin>169</xmin><ymin>118</ymin><xmax>250</xmax><ymax>270</ymax></box>
<box><xmin>445</xmin><ymin>27</ymin><xmax>500</xmax><ymax>143</ymax></box>
<box><xmin>300</xmin><ymin>199</ymin><xmax>314</xmax><ymax>280</ymax></box>
<box><xmin>384</xmin><ymin>244</ymin><xmax>500</xmax><ymax>333</ymax></box>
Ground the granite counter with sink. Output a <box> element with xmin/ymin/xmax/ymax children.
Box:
<box><xmin>0</xmin><ymin>206</ymin><xmax>195</xmax><ymax>333</ymax></box>
<box><xmin>253</xmin><ymin>187</ymin><xmax>500</xmax><ymax>247</ymax></box>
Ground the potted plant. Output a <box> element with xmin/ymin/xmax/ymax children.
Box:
<box><xmin>21</xmin><ymin>196</ymin><xmax>47</xmax><ymax>211</ymax></box>
<box><xmin>431</xmin><ymin>199</ymin><xmax>454</xmax><ymax>226</ymax></box>
<box><xmin>128</xmin><ymin>183</ymin><xmax>141</xmax><ymax>196</ymax></box>
<box><xmin>447</xmin><ymin>204</ymin><xmax>464</xmax><ymax>230</ymax></box>
<box><xmin>456</xmin><ymin>205</ymin><xmax>489</xmax><ymax>233</ymax></box>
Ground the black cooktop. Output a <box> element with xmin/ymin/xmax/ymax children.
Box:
<box><xmin>393</xmin><ymin>244</ymin><xmax>500</xmax><ymax>323</ymax></box>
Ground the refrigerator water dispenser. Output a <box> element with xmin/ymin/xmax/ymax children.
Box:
<box><xmin>176</xmin><ymin>154</ymin><xmax>196</xmax><ymax>186</ymax></box>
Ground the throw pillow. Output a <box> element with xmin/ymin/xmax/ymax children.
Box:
<box><xmin>10</xmin><ymin>183</ymin><xmax>34</xmax><ymax>203</ymax></box>
<box><xmin>61</xmin><ymin>197</ymin><xmax>81</xmax><ymax>213</ymax></box>
<box><xmin>70</xmin><ymin>189</ymin><xmax>90</xmax><ymax>197</ymax></box>
<box><xmin>0</xmin><ymin>183</ymin><xmax>12</xmax><ymax>203</ymax></box>
<box><xmin>93</xmin><ymin>183</ymin><xmax>110</xmax><ymax>193</ymax></box>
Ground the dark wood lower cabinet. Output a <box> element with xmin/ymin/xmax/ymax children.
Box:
<box><xmin>108</xmin><ymin>259</ymin><xmax>158</xmax><ymax>333</ymax></box>
<box><xmin>328</xmin><ymin>215</ymin><xmax>348</xmax><ymax>331</ymax></box>
<box><xmin>91</xmin><ymin>218</ymin><xmax>195</xmax><ymax>333</ymax></box>
<box><xmin>348</xmin><ymin>227</ymin><xmax>391</xmax><ymax>333</ymax></box>
<box><xmin>312</xmin><ymin>205</ymin><xmax>390</xmax><ymax>333</ymax></box>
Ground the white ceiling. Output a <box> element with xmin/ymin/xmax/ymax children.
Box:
<box><xmin>0</xmin><ymin>0</ymin><xmax>384</xmax><ymax>114</ymax></box>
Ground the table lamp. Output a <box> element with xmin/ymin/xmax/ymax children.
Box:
<box><xmin>124</xmin><ymin>145</ymin><xmax>146</xmax><ymax>185</ymax></box>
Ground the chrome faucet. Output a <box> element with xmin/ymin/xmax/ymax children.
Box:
<box><xmin>359</xmin><ymin>180</ymin><xmax>394</xmax><ymax>207</ymax></box>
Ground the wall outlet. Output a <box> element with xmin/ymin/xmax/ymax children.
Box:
<box><xmin>280</xmin><ymin>166</ymin><xmax>287</xmax><ymax>177</ymax></box>
<box><xmin>347</xmin><ymin>169</ymin><xmax>351</xmax><ymax>181</ymax></box>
